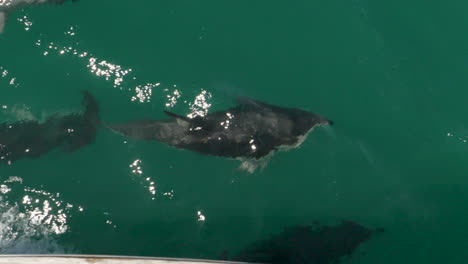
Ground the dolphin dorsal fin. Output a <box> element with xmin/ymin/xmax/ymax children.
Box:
<box><xmin>163</xmin><ymin>110</ymin><xmax>191</xmax><ymax>127</ymax></box>
<box><xmin>164</xmin><ymin>110</ymin><xmax>214</xmax><ymax>131</ymax></box>
<box><xmin>164</xmin><ymin>110</ymin><xmax>189</xmax><ymax>121</ymax></box>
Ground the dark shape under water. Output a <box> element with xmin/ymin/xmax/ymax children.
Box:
<box><xmin>232</xmin><ymin>221</ymin><xmax>383</xmax><ymax>264</ymax></box>
<box><xmin>0</xmin><ymin>91</ymin><xmax>99</xmax><ymax>165</ymax></box>
<box><xmin>109</xmin><ymin>97</ymin><xmax>332</xmax><ymax>169</ymax></box>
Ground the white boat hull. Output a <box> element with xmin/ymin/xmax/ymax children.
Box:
<box><xmin>0</xmin><ymin>255</ymin><xmax>255</xmax><ymax>264</ymax></box>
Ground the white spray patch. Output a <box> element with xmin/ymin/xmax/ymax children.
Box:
<box><xmin>0</xmin><ymin>100</ymin><xmax>86</xmax><ymax>124</ymax></box>
<box><xmin>4</xmin><ymin>104</ymin><xmax>36</xmax><ymax>120</ymax></box>
<box><xmin>0</xmin><ymin>176</ymin><xmax>80</xmax><ymax>253</ymax></box>
<box><xmin>238</xmin><ymin>156</ymin><xmax>271</xmax><ymax>174</ymax></box>
<box><xmin>0</xmin><ymin>206</ymin><xmax>68</xmax><ymax>254</ymax></box>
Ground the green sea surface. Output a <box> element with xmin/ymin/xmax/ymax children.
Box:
<box><xmin>0</xmin><ymin>0</ymin><xmax>467</xmax><ymax>263</ymax></box>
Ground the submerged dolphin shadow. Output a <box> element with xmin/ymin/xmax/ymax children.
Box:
<box><xmin>0</xmin><ymin>90</ymin><xmax>99</xmax><ymax>165</ymax></box>
<box><xmin>228</xmin><ymin>221</ymin><xmax>383</xmax><ymax>264</ymax></box>
<box><xmin>108</xmin><ymin>96</ymin><xmax>333</xmax><ymax>172</ymax></box>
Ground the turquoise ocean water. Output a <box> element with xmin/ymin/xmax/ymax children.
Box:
<box><xmin>1</xmin><ymin>0</ymin><xmax>468</xmax><ymax>263</ymax></box>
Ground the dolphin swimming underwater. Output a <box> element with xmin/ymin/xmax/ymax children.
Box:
<box><xmin>231</xmin><ymin>221</ymin><xmax>383</xmax><ymax>264</ymax></box>
<box><xmin>109</xmin><ymin>97</ymin><xmax>332</xmax><ymax>170</ymax></box>
<box><xmin>0</xmin><ymin>0</ymin><xmax>77</xmax><ymax>33</ymax></box>
<box><xmin>0</xmin><ymin>90</ymin><xmax>99</xmax><ymax>165</ymax></box>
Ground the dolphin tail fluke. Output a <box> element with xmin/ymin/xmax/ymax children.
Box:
<box><xmin>0</xmin><ymin>12</ymin><xmax>7</xmax><ymax>34</ymax></box>
<box><xmin>61</xmin><ymin>91</ymin><xmax>100</xmax><ymax>152</ymax></box>
<box><xmin>81</xmin><ymin>90</ymin><xmax>100</xmax><ymax>127</ymax></box>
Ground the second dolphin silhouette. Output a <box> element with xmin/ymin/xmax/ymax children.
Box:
<box><xmin>0</xmin><ymin>91</ymin><xmax>99</xmax><ymax>165</ymax></box>
<box><xmin>109</xmin><ymin>97</ymin><xmax>332</xmax><ymax>170</ymax></box>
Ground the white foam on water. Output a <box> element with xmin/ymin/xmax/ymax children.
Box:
<box><xmin>0</xmin><ymin>176</ymin><xmax>80</xmax><ymax>253</ymax></box>
<box><xmin>7</xmin><ymin>104</ymin><xmax>36</xmax><ymax>120</ymax></box>
<box><xmin>0</xmin><ymin>206</ymin><xmax>68</xmax><ymax>254</ymax></box>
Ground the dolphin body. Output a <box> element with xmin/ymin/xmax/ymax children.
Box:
<box><xmin>0</xmin><ymin>91</ymin><xmax>99</xmax><ymax>165</ymax></box>
<box><xmin>109</xmin><ymin>97</ymin><xmax>332</xmax><ymax>168</ymax></box>
<box><xmin>231</xmin><ymin>221</ymin><xmax>383</xmax><ymax>264</ymax></box>
<box><xmin>0</xmin><ymin>0</ymin><xmax>77</xmax><ymax>33</ymax></box>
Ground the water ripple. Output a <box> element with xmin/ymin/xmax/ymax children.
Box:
<box><xmin>0</xmin><ymin>66</ymin><xmax>19</xmax><ymax>88</ymax></box>
<box><xmin>129</xmin><ymin>159</ymin><xmax>156</xmax><ymax>200</ymax></box>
